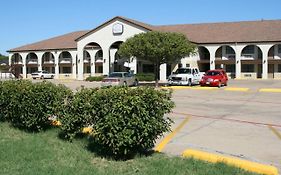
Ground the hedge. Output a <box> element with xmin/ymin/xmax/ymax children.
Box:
<box><xmin>0</xmin><ymin>80</ymin><xmax>72</xmax><ymax>131</ymax></box>
<box><xmin>85</xmin><ymin>76</ymin><xmax>104</xmax><ymax>82</ymax></box>
<box><xmin>60</xmin><ymin>86</ymin><xmax>174</xmax><ymax>159</ymax></box>
<box><xmin>135</xmin><ymin>73</ymin><xmax>155</xmax><ymax>81</ymax></box>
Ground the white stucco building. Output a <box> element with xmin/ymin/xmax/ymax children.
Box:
<box><xmin>7</xmin><ymin>16</ymin><xmax>281</xmax><ymax>80</ymax></box>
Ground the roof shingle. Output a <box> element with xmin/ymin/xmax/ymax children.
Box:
<box><xmin>8</xmin><ymin>17</ymin><xmax>281</xmax><ymax>52</ymax></box>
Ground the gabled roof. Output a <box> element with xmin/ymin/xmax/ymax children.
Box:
<box><xmin>154</xmin><ymin>19</ymin><xmax>281</xmax><ymax>44</ymax></box>
<box><xmin>8</xmin><ymin>17</ymin><xmax>281</xmax><ymax>53</ymax></box>
<box><xmin>75</xmin><ymin>16</ymin><xmax>154</xmax><ymax>41</ymax></box>
<box><xmin>8</xmin><ymin>31</ymin><xmax>89</xmax><ymax>52</ymax></box>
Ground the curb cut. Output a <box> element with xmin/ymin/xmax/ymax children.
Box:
<box><xmin>182</xmin><ymin>149</ymin><xmax>279</xmax><ymax>175</ymax></box>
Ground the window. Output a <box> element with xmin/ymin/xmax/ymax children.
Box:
<box><xmin>186</xmin><ymin>64</ymin><xmax>190</xmax><ymax>68</ymax></box>
<box><xmin>241</xmin><ymin>64</ymin><xmax>254</xmax><ymax>72</ymax></box>
<box><xmin>278</xmin><ymin>45</ymin><xmax>281</xmax><ymax>54</ymax></box>
<box><xmin>242</xmin><ymin>46</ymin><xmax>255</xmax><ymax>54</ymax></box>
<box><xmin>278</xmin><ymin>64</ymin><xmax>281</xmax><ymax>72</ymax></box>
<box><xmin>226</xmin><ymin>47</ymin><xmax>235</xmax><ymax>54</ymax></box>
<box><xmin>62</xmin><ymin>67</ymin><xmax>71</xmax><ymax>73</ymax></box>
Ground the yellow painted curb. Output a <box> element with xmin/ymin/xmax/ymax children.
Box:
<box><xmin>161</xmin><ymin>86</ymin><xmax>217</xmax><ymax>90</ymax></box>
<box><xmin>182</xmin><ymin>149</ymin><xmax>279</xmax><ymax>175</ymax></box>
<box><xmin>224</xmin><ymin>87</ymin><xmax>249</xmax><ymax>92</ymax></box>
<box><xmin>259</xmin><ymin>88</ymin><xmax>281</xmax><ymax>93</ymax></box>
<box><xmin>154</xmin><ymin>117</ymin><xmax>190</xmax><ymax>152</ymax></box>
<box><xmin>191</xmin><ymin>87</ymin><xmax>217</xmax><ymax>90</ymax></box>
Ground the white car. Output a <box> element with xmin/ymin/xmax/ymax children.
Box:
<box><xmin>101</xmin><ymin>72</ymin><xmax>138</xmax><ymax>87</ymax></box>
<box><xmin>168</xmin><ymin>67</ymin><xmax>204</xmax><ymax>86</ymax></box>
<box><xmin>31</xmin><ymin>70</ymin><xmax>54</xmax><ymax>79</ymax></box>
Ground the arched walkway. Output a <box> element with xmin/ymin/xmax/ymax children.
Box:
<box><xmin>11</xmin><ymin>53</ymin><xmax>23</xmax><ymax>75</ymax></box>
<box><xmin>241</xmin><ymin>45</ymin><xmax>262</xmax><ymax>79</ymax></box>
<box><xmin>26</xmin><ymin>53</ymin><xmax>38</xmax><ymax>74</ymax></box>
<box><xmin>215</xmin><ymin>45</ymin><xmax>236</xmax><ymax>78</ymax></box>
<box><xmin>83</xmin><ymin>42</ymin><xmax>102</xmax><ymax>78</ymax></box>
<box><xmin>59</xmin><ymin>51</ymin><xmax>72</xmax><ymax>76</ymax></box>
<box><xmin>197</xmin><ymin>46</ymin><xmax>210</xmax><ymax>72</ymax></box>
<box><xmin>267</xmin><ymin>44</ymin><xmax>281</xmax><ymax>79</ymax></box>
<box><xmin>95</xmin><ymin>50</ymin><xmax>103</xmax><ymax>74</ymax></box>
<box><xmin>42</xmin><ymin>52</ymin><xmax>55</xmax><ymax>73</ymax></box>
<box><xmin>110</xmin><ymin>41</ymin><xmax>129</xmax><ymax>72</ymax></box>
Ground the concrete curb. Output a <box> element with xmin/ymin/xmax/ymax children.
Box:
<box><xmin>182</xmin><ymin>149</ymin><xmax>279</xmax><ymax>175</ymax></box>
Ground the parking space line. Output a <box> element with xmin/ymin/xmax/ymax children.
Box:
<box><xmin>224</xmin><ymin>87</ymin><xmax>249</xmax><ymax>92</ymax></box>
<box><xmin>268</xmin><ymin>125</ymin><xmax>281</xmax><ymax>140</ymax></box>
<box><xmin>161</xmin><ymin>86</ymin><xmax>217</xmax><ymax>90</ymax></box>
<box><xmin>154</xmin><ymin>116</ymin><xmax>190</xmax><ymax>152</ymax></box>
<box><xmin>259</xmin><ymin>88</ymin><xmax>281</xmax><ymax>93</ymax></box>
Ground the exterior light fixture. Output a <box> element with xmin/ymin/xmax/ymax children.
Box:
<box><xmin>263</xmin><ymin>60</ymin><xmax>266</xmax><ymax>64</ymax></box>
<box><xmin>236</xmin><ymin>60</ymin><xmax>239</xmax><ymax>64</ymax></box>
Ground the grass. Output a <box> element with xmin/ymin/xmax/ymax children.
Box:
<box><xmin>0</xmin><ymin>122</ymin><xmax>258</xmax><ymax>175</ymax></box>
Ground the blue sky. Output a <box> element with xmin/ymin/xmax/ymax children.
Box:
<box><xmin>1</xmin><ymin>0</ymin><xmax>281</xmax><ymax>55</ymax></box>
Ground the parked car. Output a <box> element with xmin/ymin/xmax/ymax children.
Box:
<box><xmin>200</xmin><ymin>69</ymin><xmax>228</xmax><ymax>87</ymax></box>
<box><xmin>31</xmin><ymin>70</ymin><xmax>54</xmax><ymax>79</ymax></box>
<box><xmin>101</xmin><ymin>72</ymin><xmax>138</xmax><ymax>87</ymax></box>
<box><xmin>168</xmin><ymin>67</ymin><xmax>205</xmax><ymax>86</ymax></box>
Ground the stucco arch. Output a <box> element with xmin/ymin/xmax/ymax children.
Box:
<box><xmin>58</xmin><ymin>51</ymin><xmax>72</xmax><ymax>74</ymax></box>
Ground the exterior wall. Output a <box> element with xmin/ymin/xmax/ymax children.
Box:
<box><xmin>77</xmin><ymin>19</ymin><xmax>148</xmax><ymax>80</ymax></box>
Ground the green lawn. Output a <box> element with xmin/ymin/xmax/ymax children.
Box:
<box><xmin>0</xmin><ymin>122</ymin><xmax>257</xmax><ymax>175</ymax></box>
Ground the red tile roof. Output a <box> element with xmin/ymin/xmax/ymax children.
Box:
<box><xmin>8</xmin><ymin>17</ymin><xmax>281</xmax><ymax>52</ymax></box>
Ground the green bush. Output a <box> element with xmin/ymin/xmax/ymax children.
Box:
<box><xmin>59</xmin><ymin>88</ymin><xmax>99</xmax><ymax>140</ymax></box>
<box><xmin>136</xmin><ymin>73</ymin><xmax>155</xmax><ymax>81</ymax></box>
<box><xmin>60</xmin><ymin>86</ymin><xmax>174</xmax><ymax>159</ymax></box>
<box><xmin>0</xmin><ymin>80</ymin><xmax>72</xmax><ymax>131</ymax></box>
<box><xmin>85</xmin><ymin>76</ymin><xmax>104</xmax><ymax>82</ymax></box>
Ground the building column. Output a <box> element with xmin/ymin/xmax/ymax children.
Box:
<box><xmin>88</xmin><ymin>50</ymin><xmax>98</xmax><ymax>76</ymax></box>
<box><xmin>262</xmin><ymin>51</ymin><xmax>268</xmax><ymax>79</ymax></box>
<box><xmin>130</xmin><ymin>57</ymin><xmax>137</xmax><ymax>74</ymax></box>
<box><xmin>235</xmin><ymin>45</ymin><xmax>243</xmax><ymax>79</ymax></box>
<box><xmin>77</xmin><ymin>46</ymin><xmax>84</xmax><ymax>80</ymax></box>
<box><xmin>102</xmin><ymin>46</ymin><xmax>110</xmax><ymax>76</ymax></box>
<box><xmin>20</xmin><ymin>53</ymin><xmax>28</xmax><ymax>79</ymax></box>
<box><xmin>37</xmin><ymin>52</ymin><xmax>43</xmax><ymax>71</ymax></box>
<box><xmin>70</xmin><ymin>51</ymin><xmax>77</xmax><ymax>79</ymax></box>
<box><xmin>160</xmin><ymin>63</ymin><xmax>167</xmax><ymax>82</ymax></box>
<box><xmin>8</xmin><ymin>54</ymin><xmax>12</xmax><ymax>66</ymax></box>
<box><xmin>210</xmin><ymin>50</ymin><xmax>216</xmax><ymax>70</ymax></box>
<box><xmin>54</xmin><ymin>53</ymin><xmax>59</xmax><ymax>79</ymax></box>
<box><xmin>259</xmin><ymin>44</ymin><xmax>272</xmax><ymax>79</ymax></box>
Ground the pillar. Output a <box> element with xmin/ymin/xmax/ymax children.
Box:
<box><xmin>77</xmin><ymin>46</ymin><xmax>84</xmax><ymax>80</ymax></box>
<box><xmin>21</xmin><ymin>53</ymin><xmax>27</xmax><ymax>79</ymax></box>
<box><xmin>210</xmin><ymin>50</ymin><xmax>216</xmax><ymax>70</ymax></box>
<box><xmin>235</xmin><ymin>45</ymin><xmax>242</xmax><ymax>79</ymax></box>
<box><xmin>262</xmin><ymin>51</ymin><xmax>268</xmax><ymax>79</ymax></box>
<box><xmin>37</xmin><ymin>52</ymin><xmax>43</xmax><ymax>71</ymax></box>
<box><xmin>70</xmin><ymin>51</ymin><xmax>77</xmax><ymax>79</ymax></box>
<box><xmin>160</xmin><ymin>63</ymin><xmax>167</xmax><ymax>81</ymax></box>
<box><xmin>102</xmin><ymin>46</ymin><xmax>110</xmax><ymax>76</ymax></box>
<box><xmin>54</xmin><ymin>52</ymin><xmax>59</xmax><ymax>79</ymax></box>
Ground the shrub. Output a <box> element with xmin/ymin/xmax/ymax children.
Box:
<box><xmin>93</xmin><ymin>87</ymin><xmax>174</xmax><ymax>158</ymax></box>
<box><xmin>59</xmin><ymin>88</ymin><xmax>99</xmax><ymax>140</ymax></box>
<box><xmin>61</xmin><ymin>86</ymin><xmax>174</xmax><ymax>158</ymax></box>
<box><xmin>136</xmin><ymin>73</ymin><xmax>155</xmax><ymax>81</ymax></box>
<box><xmin>0</xmin><ymin>80</ymin><xmax>72</xmax><ymax>131</ymax></box>
<box><xmin>85</xmin><ymin>76</ymin><xmax>104</xmax><ymax>82</ymax></box>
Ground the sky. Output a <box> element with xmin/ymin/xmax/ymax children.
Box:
<box><xmin>1</xmin><ymin>0</ymin><xmax>281</xmax><ymax>55</ymax></box>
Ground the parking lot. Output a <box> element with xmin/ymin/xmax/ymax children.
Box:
<box><xmin>157</xmin><ymin>80</ymin><xmax>281</xmax><ymax>171</ymax></box>
<box><xmin>26</xmin><ymin>79</ymin><xmax>281</xmax><ymax>170</ymax></box>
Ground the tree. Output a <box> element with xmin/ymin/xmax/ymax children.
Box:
<box><xmin>118</xmin><ymin>31</ymin><xmax>196</xmax><ymax>86</ymax></box>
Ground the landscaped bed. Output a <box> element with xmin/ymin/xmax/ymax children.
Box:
<box><xmin>0</xmin><ymin>122</ymin><xmax>257</xmax><ymax>175</ymax></box>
